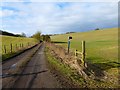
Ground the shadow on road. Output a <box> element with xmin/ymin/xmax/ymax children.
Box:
<box><xmin>2</xmin><ymin>70</ymin><xmax>48</xmax><ymax>78</ymax></box>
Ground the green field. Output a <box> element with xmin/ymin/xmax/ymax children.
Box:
<box><xmin>1</xmin><ymin>35</ymin><xmax>39</xmax><ymax>60</ymax></box>
<box><xmin>51</xmin><ymin>28</ymin><xmax>118</xmax><ymax>64</ymax></box>
<box><xmin>51</xmin><ymin>28</ymin><xmax>119</xmax><ymax>87</ymax></box>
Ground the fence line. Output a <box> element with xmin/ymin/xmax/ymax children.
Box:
<box><xmin>2</xmin><ymin>42</ymin><xmax>38</xmax><ymax>54</ymax></box>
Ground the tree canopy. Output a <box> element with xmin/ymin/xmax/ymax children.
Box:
<box><xmin>41</xmin><ymin>35</ymin><xmax>51</xmax><ymax>42</ymax></box>
<box><xmin>32</xmin><ymin>31</ymin><xmax>41</xmax><ymax>41</ymax></box>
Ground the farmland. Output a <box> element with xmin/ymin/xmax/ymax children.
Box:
<box><xmin>51</xmin><ymin>28</ymin><xmax>118</xmax><ymax>64</ymax></box>
<box><xmin>51</xmin><ymin>28</ymin><xmax>119</xmax><ymax>87</ymax></box>
<box><xmin>1</xmin><ymin>35</ymin><xmax>39</xmax><ymax>61</ymax></box>
<box><xmin>1</xmin><ymin>28</ymin><xmax>119</xmax><ymax>88</ymax></box>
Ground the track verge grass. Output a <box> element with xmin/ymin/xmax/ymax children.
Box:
<box><xmin>45</xmin><ymin>46</ymin><xmax>119</xmax><ymax>88</ymax></box>
<box><xmin>45</xmin><ymin>47</ymin><xmax>89</xmax><ymax>88</ymax></box>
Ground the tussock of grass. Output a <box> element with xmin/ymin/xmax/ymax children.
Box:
<box><xmin>2</xmin><ymin>50</ymin><xmax>23</xmax><ymax>61</ymax></box>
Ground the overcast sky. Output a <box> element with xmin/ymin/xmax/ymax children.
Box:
<box><xmin>0</xmin><ymin>0</ymin><xmax>118</xmax><ymax>36</ymax></box>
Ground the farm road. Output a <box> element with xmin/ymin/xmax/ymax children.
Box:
<box><xmin>2</xmin><ymin>44</ymin><xmax>41</xmax><ymax>75</ymax></box>
<box><xmin>3</xmin><ymin>43</ymin><xmax>62</xmax><ymax>88</ymax></box>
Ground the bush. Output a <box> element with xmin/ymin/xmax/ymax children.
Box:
<box><xmin>95</xmin><ymin>28</ymin><xmax>100</xmax><ymax>30</ymax></box>
<box><xmin>32</xmin><ymin>31</ymin><xmax>41</xmax><ymax>41</ymax></box>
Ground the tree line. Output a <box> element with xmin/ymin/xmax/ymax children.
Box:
<box><xmin>0</xmin><ymin>30</ymin><xmax>51</xmax><ymax>42</ymax></box>
<box><xmin>0</xmin><ymin>30</ymin><xmax>26</xmax><ymax>37</ymax></box>
<box><xmin>31</xmin><ymin>31</ymin><xmax>51</xmax><ymax>42</ymax></box>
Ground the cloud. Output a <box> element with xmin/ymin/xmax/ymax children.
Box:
<box><xmin>0</xmin><ymin>9</ymin><xmax>15</xmax><ymax>17</ymax></box>
<box><xmin>1</xmin><ymin>2</ymin><xmax>118</xmax><ymax>36</ymax></box>
<box><xmin>2</xmin><ymin>0</ymin><xmax>119</xmax><ymax>2</ymax></box>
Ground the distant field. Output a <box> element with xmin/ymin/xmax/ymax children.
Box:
<box><xmin>1</xmin><ymin>35</ymin><xmax>39</xmax><ymax>60</ymax></box>
<box><xmin>51</xmin><ymin>28</ymin><xmax>118</xmax><ymax>64</ymax></box>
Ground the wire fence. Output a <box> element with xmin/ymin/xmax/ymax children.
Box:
<box><xmin>2</xmin><ymin>42</ymin><xmax>38</xmax><ymax>55</ymax></box>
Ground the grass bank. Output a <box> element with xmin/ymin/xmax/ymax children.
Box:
<box><xmin>45</xmin><ymin>46</ymin><xmax>118</xmax><ymax>88</ymax></box>
<box><xmin>1</xmin><ymin>35</ymin><xmax>39</xmax><ymax>61</ymax></box>
<box><xmin>45</xmin><ymin>47</ymin><xmax>86</xmax><ymax>88</ymax></box>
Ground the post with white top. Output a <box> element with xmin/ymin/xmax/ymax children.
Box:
<box><xmin>68</xmin><ymin>36</ymin><xmax>72</xmax><ymax>54</ymax></box>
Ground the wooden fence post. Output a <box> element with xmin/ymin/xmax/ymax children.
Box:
<box><xmin>20</xmin><ymin>43</ymin><xmax>21</xmax><ymax>49</ymax></box>
<box><xmin>22</xmin><ymin>43</ymin><xmax>23</xmax><ymax>48</ymax></box>
<box><xmin>29</xmin><ymin>43</ymin><xmax>31</xmax><ymax>47</ymax></box>
<box><xmin>28</xmin><ymin>42</ymin><xmax>29</xmax><ymax>47</ymax></box>
<box><xmin>16</xmin><ymin>44</ymin><xmax>17</xmax><ymax>50</ymax></box>
<box><xmin>4</xmin><ymin>45</ymin><xmax>6</xmax><ymax>54</ymax></box>
<box><xmin>10</xmin><ymin>43</ymin><xmax>12</xmax><ymax>53</ymax></box>
<box><xmin>82</xmin><ymin>41</ymin><xmax>85</xmax><ymax>66</ymax></box>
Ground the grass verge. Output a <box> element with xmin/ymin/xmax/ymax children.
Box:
<box><xmin>2</xmin><ymin>44</ymin><xmax>39</xmax><ymax>62</ymax></box>
<box><xmin>1</xmin><ymin>35</ymin><xmax>39</xmax><ymax>61</ymax></box>
<box><xmin>45</xmin><ymin>47</ymin><xmax>87</xmax><ymax>88</ymax></box>
<box><xmin>45</xmin><ymin>46</ymin><xmax>119</xmax><ymax>88</ymax></box>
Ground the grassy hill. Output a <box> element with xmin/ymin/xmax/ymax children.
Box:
<box><xmin>51</xmin><ymin>28</ymin><xmax>118</xmax><ymax>64</ymax></box>
<box><xmin>1</xmin><ymin>35</ymin><xmax>39</xmax><ymax>61</ymax></box>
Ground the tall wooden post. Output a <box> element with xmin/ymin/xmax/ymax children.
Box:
<box><xmin>22</xmin><ymin>43</ymin><xmax>23</xmax><ymax>48</ymax></box>
<box><xmin>20</xmin><ymin>43</ymin><xmax>21</xmax><ymax>48</ymax></box>
<box><xmin>16</xmin><ymin>44</ymin><xmax>17</xmax><ymax>50</ymax></box>
<box><xmin>82</xmin><ymin>41</ymin><xmax>85</xmax><ymax>66</ymax></box>
<box><xmin>4</xmin><ymin>45</ymin><xmax>6</xmax><ymax>54</ymax></box>
<box><xmin>10</xmin><ymin>43</ymin><xmax>12</xmax><ymax>53</ymax></box>
<box><xmin>28</xmin><ymin>42</ymin><xmax>29</xmax><ymax>47</ymax></box>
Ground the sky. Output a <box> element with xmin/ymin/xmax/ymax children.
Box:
<box><xmin>0</xmin><ymin>0</ymin><xmax>118</xmax><ymax>36</ymax></box>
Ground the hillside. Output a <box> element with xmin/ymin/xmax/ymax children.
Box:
<box><xmin>51</xmin><ymin>28</ymin><xmax>118</xmax><ymax>63</ymax></box>
<box><xmin>0</xmin><ymin>30</ymin><xmax>24</xmax><ymax>37</ymax></box>
<box><xmin>50</xmin><ymin>28</ymin><xmax>119</xmax><ymax>87</ymax></box>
